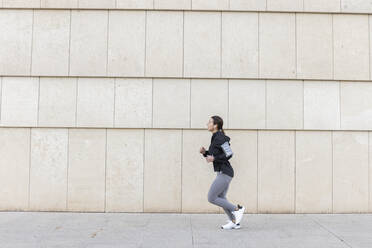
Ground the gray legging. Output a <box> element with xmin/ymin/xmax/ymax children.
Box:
<box><xmin>207</xmin><ymin>171</ymin><xmax>237</xmax><ymax>221</ymax></box>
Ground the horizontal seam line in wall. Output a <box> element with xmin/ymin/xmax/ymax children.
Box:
<box><xmin>3</xmin><ymin>76</ymin><xmax>372</xmax><ymax>83</ymax></box>
<box><xmin>0</xmin><ymin>127</ymin><xmax>369</xmax><ymax>132</ymax></box>
<box><xmin>0</xmin><ymin>7</ymin><xmax>372</xmax><ymax>16</ymax></box>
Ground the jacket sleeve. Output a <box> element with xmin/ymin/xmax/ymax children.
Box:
<box><xmin>210</xmin><ymin>137</ymin><xmax>233</xmax><ymax>163</ymax></box>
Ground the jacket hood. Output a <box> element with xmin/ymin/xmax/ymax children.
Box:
<box><xmin>224</xmin><ymin>133</ymin><xmax>230</xmax><ymax>142</ymax></box>
<box><xmin>212</xmin><ymin>130</ymin><xmax>230</xmax><ymax>143</ymax></box>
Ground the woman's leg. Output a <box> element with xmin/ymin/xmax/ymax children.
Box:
<box><xmin>218</xmin><ymin>182</ymin><xmax>236</xmax><ymax>222</ymax></box>
<box><xmin>207</xmin><ymin>173</ymin><xmax>237</xmax><ymax>213</ymax></box>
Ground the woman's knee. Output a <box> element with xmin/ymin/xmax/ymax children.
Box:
<box><xmin>207</xmin><ymin>192</ymin><xmax>216</xmax><ymax>203</ymax></box>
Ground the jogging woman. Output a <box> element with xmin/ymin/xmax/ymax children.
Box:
<box><xmin>199</xmin><ymin>115</ymin><xmax>245</xmax><ymax>230</ymax></box>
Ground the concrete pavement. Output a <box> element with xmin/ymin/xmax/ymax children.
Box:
<box><xmin>0</xmin><ymin>212</ymin><xmax>371</xmax><ymax>248</ymax></box>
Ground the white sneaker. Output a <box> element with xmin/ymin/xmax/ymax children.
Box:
<box><xmin>232</xmin><ymin>204</ymin><xmax>245</xmax><ymax>224</ymax></box>
<box><xmin>225</xmin><ymin>219</ymin><xmax>240</xmax><ymax>225</ymax></box>
<box><xmin>221</xmin><ymin>220</ymin><xmax>240</xmax><ymax>229</ymax></box>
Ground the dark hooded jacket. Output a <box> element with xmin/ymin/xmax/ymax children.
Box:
<box><xmin>202</xmin><ymin>130</ymin><xmax>234</xmax><ymax>178</ymax></box>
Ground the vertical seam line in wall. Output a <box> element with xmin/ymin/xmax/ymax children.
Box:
<box><xmin>334</xmin><ymin>14</ymin><xmax>340</xmax><ymax>129</ymax></box>
<box><xmin>106</xmin><ymin>10</ymin><xmax>110</xmax><ymax>77</ymax></box>
<box><xmin>227</xmin><ymin>80</ymin><xmax>229</xmax><ymax>128</ymax></box>
<box><xmin>66</xmin><ymin>129</ymin><xmax>69</xmax><ymax>210</ymax></box>
<box><xmin>256</xmin><ymin>130</ymin><xmax>259</xmax><ymax>213</ymax></box>
<box><xmin>30</xmin><ymin>10</ymin><xmax>34</xmax><ymax>75</ymax></box>
<box><xmin>28</xmin><ymin>129</ymin><xmax>32</xmax><ymax>209</ymax></box>
<box><xmin>181</xmin><ymin>129</ymin><xmax>183</xmax><ymax>212</ymax></box>
<box><xmin>331</xmin><ymin>131</ymin><xmax>334</xmax><ymax>213</ymax></box>
<box><xmin>265</xmin><ymin>80</ymin><xmax>267</xmax><ymax>128</ymax></box>
<box><xmin>151</xmin><ymin>79</ymin><xmax>153</xmax><ymax>128</ymax></box>
<box><xmin>339</xmin><ymin>81</ymin><xmax>341</xmax><ymax>129</ymax></box>
<box><xmin>332</xmin><ymin>14</ymin><xmax>334</xmax><ymax>80</ymax></box>
<box><xmin>144</xmin><ymin>11</ymin><xmax>147</xmax><ymax>77</ymax></box>
<box><xmin>228</xmin><ymin>0</ymin><xmax>230</xmax><ymax>9</ymax></box>
<box><xmin>368</xmin><ymin>15</ymin><xmax>371</xmax><ymax>80</ymax></box>
<box><xmin>115</xmin><ymin>0</ymin><xmax>117</xmax><ymax>8</ymax></box>
<box><xmin>294</xmin><ymin>130</ymin><xmax>296</xmax><ymax>213</ymax></box>
<box><xmin>75</xmin><ymin>78</ymin><xmax>78</xmax><ymax>127</ymax></box>
<box><xmin>368</xmin><ymin>131</ymin><xmax>370</xmax><ymax>211</ymax></box>
<box><xmin>302</xmin><ymin>80</ymin><xmax>304</xmax><ymax>129</ymax></box>
<box><xmin>37</xmin><ymin>77</ymin><xmax>40</xmax><ymax>126</ymax></box>
<box><xmin>220</xmin><ymin>11</ymin><xmax>222</xmax><ymax>78</ymax></box>
<box><xmin>104</xmin><ymin>129</ymin><xmax>107</xmax><ymax>212</ymax></box>
<box><xmin>113</xmin><ymin>78</ymin><xmax>116</xmax><ymax>127</ymax></box>
<box><xmin>143</xmin><ymin>129</ymin><xmax>145</xmax><ymax>212</ymax></box>
<box><xmin>0</xmin><ymin>77</ymin><xmax>2</xmax><ymax>123</ymax></box>
<box><xmin>189</xmin><ymin>79</ymin><xmax>191</xmax><ymax>128</ymax></box>
<box><xmin>258</xmin><ymin>12</ymin><xmax>260</xmax><ymax>78</ymax></box>
<box><xmin>68</xmin><ymin>10</ymin><xmax>72</xmax><ymax>76</ymax></box>
<box><xmin>182</xmin><ymin>11</ymin><xmax>184</xmax><ymax>78</ymax></box>
<box><xmin>294</xmin><ymin>13</ymin><xmax>297</xmax><ymax>79</ymax></box>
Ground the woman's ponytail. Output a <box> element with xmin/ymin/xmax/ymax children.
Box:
<box><xmin>211</xmin><ymin>115</ymin><xmax>225</xmax><ymax>135</ymax></box>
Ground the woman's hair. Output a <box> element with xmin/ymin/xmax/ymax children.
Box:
<box><xmin>211</xmin><ymin>115</ymin><xmax>225</xmax><ymax>135</ymax></box>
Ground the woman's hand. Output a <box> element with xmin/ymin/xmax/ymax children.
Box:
<box><xmin>206</xmin><ymin>155</ymin><xmax>214</xmax><ymax>163</ymax></box>
<box><xmin>199</xmin><ymin>147</ymin><xmax>206</xmax><ymax>154</ymax></box>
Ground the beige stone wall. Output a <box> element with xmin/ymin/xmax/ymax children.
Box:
<box><xmin>0</xmin><ymin>2</ymin><xmax>372</xmax><ymax>213</ymax></box>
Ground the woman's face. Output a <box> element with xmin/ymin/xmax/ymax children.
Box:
<box><xmin>207</xmin><ymin>118</ymin><xmax>216</xmax><ymax>132</ymax></box>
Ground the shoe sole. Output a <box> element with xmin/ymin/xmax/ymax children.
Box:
<box><xmin>221</xmin><ymin>223</ymin><xmax>241</xmax><ymax>229</ymax></box>
<box><xmin>221</xmin><ymin>226</ymin><xmax>240</xmax><ymax>229</ymax></box>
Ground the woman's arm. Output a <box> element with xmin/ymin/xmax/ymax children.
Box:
<box><xmin>202</xmin><ymin>150</ymin><xmax>209</xmax><ymax>157</ymax></box>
